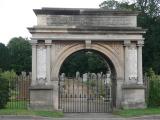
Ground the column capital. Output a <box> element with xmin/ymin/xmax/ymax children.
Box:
<box><xmin>123</xmin><ymin>41</ymin><xmax>131</xmax><ymax>47</ymax></box>
<box><xmin>30</xmin><ymin>40</ymin><xmax>38</xmax><ymax>46</ymax></box>
<box><xmin>45</xmin><ymin>40</ymin><xmax>52</xmax><ymax>46</ymax></box>
<box><xmin>137</xmin><ymin>41</ymin><xmax>144</xmax><ymax>47</ymax></box>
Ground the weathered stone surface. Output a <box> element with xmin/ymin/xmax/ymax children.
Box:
<box><xmin>29</xmin><ymin>85</ymin><xmax>54</xmax><ymax>110</ymax></box>
<box><xmin>45</xmin><ymin>15</ymin><xmax>136</xmax><ymax>27</ymax></box>
<box><xmin>122</xmin><ymin>84</ymin><xmax>146</xmax><ymax>109</ymax></box>
<box><xmin>128</xmin><ymin>45</ymin><xmax>138</xmax><ymax>84</ymax></box>
<box><xmin>28</xmin><ymin>8</ymin><xmax>146</xmax><ymax>111</ymax></box>
<box><xmin>34</xmin><ymin>8</ymin><xmax>137</xmax><ymax>27</ymax></box>
<box><xmin>37</xmin><ymin>45</ymin><xmax>47</xmax><ymax>85</ymax></box>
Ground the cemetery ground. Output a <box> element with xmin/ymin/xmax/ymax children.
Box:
<box><xmin>0</xmin><ymin>101</ymin><xmax>63</xmax><ymax>118</ymax></box>
<box><xmin>1</xmin><ymin>102</ymin><xmax>160</xmax><ymax>119</ymax></box>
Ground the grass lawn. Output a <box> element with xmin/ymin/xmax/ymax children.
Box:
<box><xmin>114</xmin><ymin>108</ymin><xmax>160</xmax><ymax>117</ymax></box>
<box><xmin>0</xmin><ymin>101</ymin><xmax>63</xmax><ymax>118</ymax></box>
<box><xmin>6</xmin><ymin>100</ymin><xmax>28</xmax><ymax>109</ymax></box>
<box><xmin>0</xmin><ymin>109</ymin><xmax>64</xmax><ymax>118</ymax></box>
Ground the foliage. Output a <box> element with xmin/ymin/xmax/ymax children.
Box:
<box><xmin>0</xmin><ymin>70</ymin><xmax>17</xmax><ymax>81</ymax></box>
<box><xmin>0</xmin><ymin>76</ymin><xmax>9</xmax><ymax>109</ymax></box>
<box><xmin>99</xmin><ymin>0</ymin><xmax>160</xmax><ymax>74</ymax></box>
<box><xmin>6</xmin><ymin>100</ymin><xmax>30</xmax><ymax>109</ymax></box>
<box><xmin>60</xmin><ymin>51</ymin><xmax>109</xmax><ymax>77</ymax></box>
<box><xmin>99</xmin><ymin>0</ymin><xmax>119</xmax><ymax>10</ymax></box>
<box><xmin>0</xmin><ymin>43</ymin><xmax>10</xmax><ymax>71</ymax></box>
<box><xmin>114</xmin><ymin>108</ymin><xmax>160</xmax><ymax>117</ymax></box>
<box><xmin>99</xmin><ymin>0</ymin><xmax>136</xmax><ymax>11</ymax></box>
<box><xmin>135</xmin><ymin>0</ymin><xmax>160</xmax><ymax>17</ymax></box>
<box><xmin>145</xmin><ymin>69</ymin><xmax>160</xmax><ymax>107</ymax></box>
<box><xmin>7</xmin><ymin>37</ymin><xmax>31</xmax><ymax>74</ymax></box>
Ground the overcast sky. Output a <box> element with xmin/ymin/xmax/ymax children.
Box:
<box><xmin>0</xmin><ymin>0</ymin><xmax>125</xmax><ymax>45</ymax></box>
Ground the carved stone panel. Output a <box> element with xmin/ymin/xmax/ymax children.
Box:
<box><xmin>128</xmin><ymin>46</ymin><xmax>137</xmax><ymax>83</ymax></box>
<box><xmin>37</xmin><ymin>46</ymin><xmax>47</xmax><ymax>85</ymax></box>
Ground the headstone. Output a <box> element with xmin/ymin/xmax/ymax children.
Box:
<box><xmin>21</xmin><ymin>71</ymin><xmax>26</xmax><ymax>77</ymax></box>
<box><xmin>83</xmin><ymin>73</ymin><xmax>88</xmax><ymax>81</ymax></box>
<box><xmin>106</xmin><ymin>72</ymin><xmax>111</xmax><ymax>84</ymax></box>
<box><xmin>60</xmin><ymin>73</ymin><xmax>65</xmax><ymax>81</ymax></box>
<box><xmin>91</xmin><ymin>73</ymin><xmax>97</xmax><ymax>80</ymax></box>
<box><xmin>76</xmin><ymin>71</ymin><xmax>80</xmax><ymax>80</ymax></box>
<box><xmin>97</xmin><ymin>72</ymin><xmax>102</xmax><ymax>80</ymax></box>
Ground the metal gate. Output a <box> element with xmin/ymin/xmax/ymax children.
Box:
<box><xmin>58</xmin><ymin>73</ymin><xmax>113</xmax><ymax>113</ymax></box>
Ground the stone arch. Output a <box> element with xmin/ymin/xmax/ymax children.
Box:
<box><xmin>51</xmin><ymin>43</ymin><xmax>123</xmax><ymax>81</ymax></box>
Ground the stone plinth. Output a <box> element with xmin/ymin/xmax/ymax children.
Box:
<box><xmin>29</xmin><ymin>85</ymin><xmax>54</xmax><ymax>110</ymax></box>
<box><xmin>122</xmin><ymin>84</ymin><xmax>146</xmax><ymax>109</ymax></box>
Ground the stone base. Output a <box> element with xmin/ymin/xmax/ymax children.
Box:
<box><xmin>121</xmin><ymin>84</ymin><xmax>146</xmax><ymax>109</ymax></box>
<box><xmin>29</xmin><ymin>85</ymin><xmax>54</xmax><ymax>110</ymax></box>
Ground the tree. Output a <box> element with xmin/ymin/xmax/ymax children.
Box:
<box><xmin>0</xmin><ymin>70</ymin><xmax>17</xmax><ymax>81</ymax></box>
<box><xmin>99</xmin><ymin>0</ymin><xmax>136</xmax><ymax>11</ymax></box>
<box><xmin>135</xmin><ymin>0</ymin><xmax>160</xmax><ymax>17</ymax></box>
<box><xmin>0</xmin><ymin>43</ymin><xmax>10</xmax><ymax>71</ymax></box>
<box><xmin>99</xmin><ymin>0</ymin><xmax>160</xmax><ymax>74</ymax></box>
<box><xmin>0</xmin><ymin>76</ymin><xmax>9</xmax><ymax>109</ymax></box>
<box><xmin>7</xmin><ymin>37</ymin><xmax>31</xmax><ymax>74</ymax></box>
<box><xmin>99</xmin><ymin>0</ymin><xmax>119</xmax><ymax>10</ymax></box>
<box><xmin>60</xmin><ymin>51</ymin><xmax>109</xmax><ymax>77</ymax></box>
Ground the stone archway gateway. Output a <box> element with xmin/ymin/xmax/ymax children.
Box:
<box><xmin>28</xmin><ymin>8</ymin><xmax>146</xmax><ymax>112</ymax></box>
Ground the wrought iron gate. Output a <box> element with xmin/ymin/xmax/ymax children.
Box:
<box><xmin>58</xmin><ymin>73</ymin><xmax>113</xmax><ymax>113</ymax></box>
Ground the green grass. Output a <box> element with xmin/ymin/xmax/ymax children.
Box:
<box><xmin>114</xmin><ymin>108</ymin><xmax>160</xmax><ymax>117</ymax></box>
<box><xmin>0</xmin><ymin>109</ymin><xmax>63</xmax><ymax>118</ymax></box>
<box><xmin>6</xmin><ymin>100</ymin><xmax>28</xmax><ymax>109</ymax></box>
<box><xmin>0</xmin><ymin>101</ymin><xmax>64</xmax><ymax>118</ymax></box>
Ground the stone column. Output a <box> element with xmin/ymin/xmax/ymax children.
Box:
<box><xmin>137</xmin><ymin>41</ymin><xmax>144</xmax><ymax>84</ymax></box>
<box><xmin>30</xmin><ymin>40</ymin><xmax>37</xmax><ymax>86</ymax></box>
<box><xmin>45</xmin><ymin>40</ymin><xmax>52</xmax><ymax>85</ymax></box>
<box><xmin>124</xmin><ymin>41</ymin><xmax>131</xmax><ymax>84</ymax></box>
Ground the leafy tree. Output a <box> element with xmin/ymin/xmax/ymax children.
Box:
<box><xmin>99</xmin><ymin>0</ymin><xmax>119</xmax><ymax>10</ymax></box>
<box><xmin>0</xmin><ymin>70</ymin><xmax>17</xmax><ymax>81</ymax></box>
<box><xmin>145</xmin><ymin>69</ymin><xmax>160</xmax><ymax>107</ymax></box>
<box><xmin>135</xmin><ymin>0</ymin><xmax>160</xmax><ymax>17</ymax></box>
<box><xmin>0</xmin><ymin>43</ymin><xmax>10</xmax><ymax>71</ymax></box>
<box><xmin>99</xmin><ymin>0</ymin><xmax>136</xmax><ymax>11</ymax></box>
<box><xmin>99</xmin><ymin>0</ymin><xmax>160</xmax><ymax>74</ymax></box>
<box><xmin>7</xmin><ymin>37</ymin><xmax>31</xmax><ymax>74</ymax></box>
<box><xmin>60</xmin><ymin>51</ymin><xmax>109</xmax><ymax>77</ymax></box>
<box><xmin>0</xmin><ymin>76</ymin><xmax>9</xmax><ymax>109</ymax></box>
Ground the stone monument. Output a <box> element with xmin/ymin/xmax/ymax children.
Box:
<box><xmin>28</xmin><ymin>8</ymin><xmax>146</xmax><ymax>111</ymax></box>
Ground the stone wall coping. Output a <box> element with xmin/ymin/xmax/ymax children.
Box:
<box><xmin>122</xmin><ymin>84</ymin><xmax>146</xmax><ymax>89</ymax></box>
<box><xmin>34</xmin><ymin>7</ymin><xmax>139</xmax><ymax>16</ymax></box>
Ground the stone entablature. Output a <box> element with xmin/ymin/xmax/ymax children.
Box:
<box><xmin>34</xmin><ymin>8</ymin><xmax>137</xmax><ymax>27</ymax></box>
<box><xmin>28</xmin><ymin>8</ymin><xmax>146</xmax><ymax>111</ymax></box>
